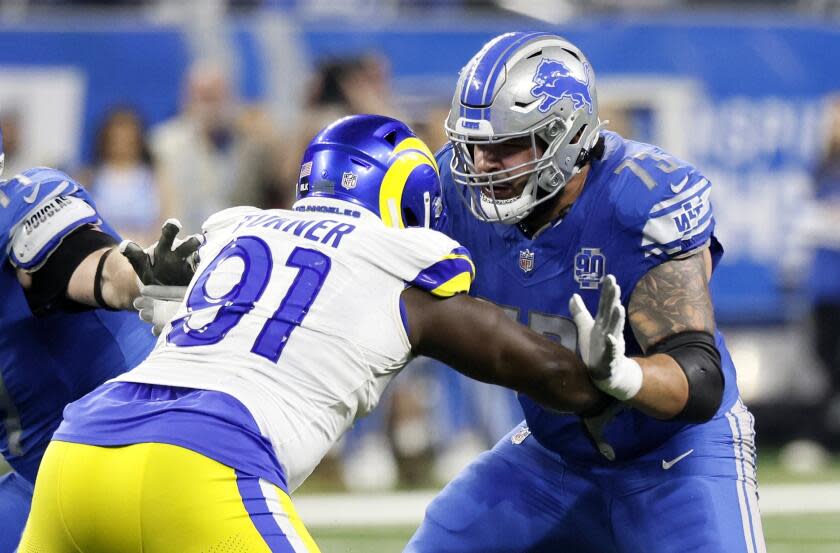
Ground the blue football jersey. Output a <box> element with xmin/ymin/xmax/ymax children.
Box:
<box><xmin>437</xmin><ymin>131</ymin><xmax>739</xmax><ymax>464</ymax></box>
<box><xmin>0</xmin><ymin>168</ymin><xmax>155</xmax><ymax>482</ymax></box>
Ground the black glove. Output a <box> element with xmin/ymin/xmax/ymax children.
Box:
<box><xmin>120</xmin><ymin>219</ymin><xmax>203</xmax><ymax>286</ymax></box>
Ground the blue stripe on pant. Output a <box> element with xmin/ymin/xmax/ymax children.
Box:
<box><xmin>236</xmin><ymin>470</ymin><xmax>297</xmax><ymax>553</ymax></box>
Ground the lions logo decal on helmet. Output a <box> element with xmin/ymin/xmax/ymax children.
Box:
<box><xmin>530</xmin><ymin>59</ymin><xmax>594</xmax><ymax>114</ymax></box>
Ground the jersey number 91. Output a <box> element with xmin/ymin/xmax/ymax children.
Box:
<box><xmin>167</xmin><ymin>236</ymin><xmax>331</xmax><ymax>363</ymax></box>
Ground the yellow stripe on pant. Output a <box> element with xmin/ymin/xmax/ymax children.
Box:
<box><xmin>18</xmin><ymin>440</ymin><xmax>321</xmax><ymax>553</ymax></box>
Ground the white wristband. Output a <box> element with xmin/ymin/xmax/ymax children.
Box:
<box><xmin>593</xmin><ymin>357</ymin><xmax>643</xmax><ymax>401</ymax></box>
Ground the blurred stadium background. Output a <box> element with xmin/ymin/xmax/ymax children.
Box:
<box><xmin>2</xmin><ymin>0</ymin><xmax>840</xmax><ymax>551</ymax></box>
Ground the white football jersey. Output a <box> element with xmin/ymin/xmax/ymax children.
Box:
<box><xmin>114</xmin><ymin>200</ymin><xmax>474</xmax><ymax>490</ymax></box>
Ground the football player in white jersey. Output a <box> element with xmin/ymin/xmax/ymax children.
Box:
<box><xmin>19</xmin><ymin>115</ymin><xmax>613</xmax><ymax>553</ymax></box>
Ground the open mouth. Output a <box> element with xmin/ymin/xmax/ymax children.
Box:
<box><xmin>481</xmin><ymin>184</ymin><xmax>517</xmax><ymax>200</ymax></box>
<box><xmin>480</xmin><ymin>187</ymin><xmax>520</xmax><ymax>203</ymax></box>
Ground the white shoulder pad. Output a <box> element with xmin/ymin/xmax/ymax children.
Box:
<box><xmin>9</xmin><ymin>194</ymin><xmax>99</xmax><ymax>271</ymax></box>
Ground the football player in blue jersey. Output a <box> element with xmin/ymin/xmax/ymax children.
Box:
<box><xmin>405</xmin><ymin>32</ymin><xmax>766</xmax><ymax>553</ymax></box>
<box><xmin>0</xmin><ymin>127</ymin><xmax>199</xmax><ymax>552</ymax></box>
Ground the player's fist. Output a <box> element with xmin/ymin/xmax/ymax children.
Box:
<box><xmin>120</xmin><ymin>219</ymin><xmax>203</xmax><ymax>286</ymax></box>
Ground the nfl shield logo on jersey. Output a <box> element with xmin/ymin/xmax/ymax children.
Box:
<box><xmin>511</xmin><ymin>426</ymin><xmax>531</xmax><ymax>445</ymax></box>
<box><xmin>519</xmin><ymin>249</ymin><xmax>535</xmax><ymax>272</ymax></box>
<box><xmin>341</xmin><ymin>171</ymin><xmax>358</xmax><ymax>190</ymax></box>
<box><xmin>574</xmin><ymin>247</ymin><xmax>606</xmax><ymax>289</ymax></box>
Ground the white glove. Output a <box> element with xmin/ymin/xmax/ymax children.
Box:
<box><xmin>134</xmin><ymin>284</ymin><xmax>187</xmax><ymax>336</ymax></box>
<box><xmin>569</xmin><ymin>275</ymin><xmax>643</xmax><ymax>401</ymax></box>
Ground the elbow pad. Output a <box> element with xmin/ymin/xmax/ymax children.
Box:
<box><xmin>649</xmin><ymin>331</ymin><xmax>723</xmax><ymax>423</ymax></box>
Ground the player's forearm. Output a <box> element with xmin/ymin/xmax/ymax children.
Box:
<box><xmin>458</xmin><ymin>301</ymin><xmax>606</xmax><ymax>413</ymax></box>
<box><xmin>406</xmin><ymin>290</ymin><xmax>606</xmax><ymax>414</ymax></box>
<box><xmin>504</xmin><ymin>340</ymin><xmax>607</xmax><ymax>414</ymax></box>
<box><xmin>625</xmin><ymin>353</ymin><xmax>688</xmax><ymax>419</ymax></box>
<box><xmin>66</xmin><ymin>247</ymin><xmax>140</xmax><ymax>310</ymax></box>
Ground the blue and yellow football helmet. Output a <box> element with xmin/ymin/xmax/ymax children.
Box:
<box><xmin>0</xmin><ymin>125</ymin><xmax>5</xmax><ymax>177</ymax></box>
<box><xmin>295</xmin><ymin>114</ymin><xmax>443</xmax><ymax>229</ymax></box>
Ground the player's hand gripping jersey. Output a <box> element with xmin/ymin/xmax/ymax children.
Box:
<box><xmin>58</xmin><ymin>203</ymin><xmax>474</xmax><ymax>491</ymax></box>
<box><xmin>438</xmin><ymin>131</ymin><xmax>739</xmax><ymax>463</ymax></box>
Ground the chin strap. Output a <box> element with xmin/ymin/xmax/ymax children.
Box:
<box><xmin>573</xmin><ymin>121</ymin><xmax>609</xmax><ymax>169</ymax></box>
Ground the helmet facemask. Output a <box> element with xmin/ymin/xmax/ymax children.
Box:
<box><xmin>447</xmin><ymin>109</ymin><xmax>604</xmax><ymax>224</ymax></box>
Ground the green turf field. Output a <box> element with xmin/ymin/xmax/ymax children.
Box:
<box><xmin>310</xmin><ymin>526</ymin><xmax>416</xmax><ymax>553</ymax></box>
<box><xmin>763</xmin><ymin>514</ymin><xmax>840</xmax><ymax>553</ymax></box>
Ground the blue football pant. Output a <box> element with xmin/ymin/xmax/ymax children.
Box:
<box><xmin>0</xmin><ymin>471</ymin><xmax>33</xmax><ymax>553</ymax></box>
<box><xmin>405</xmin><ymin>400</ymin><xmax>766</xmax><ymax>553</ymax></box>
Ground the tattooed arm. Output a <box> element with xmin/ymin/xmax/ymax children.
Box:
<box><xmin>625</xmin><ymin>248</ymin><xmax>716</xmax><ymax>419</ymax></box>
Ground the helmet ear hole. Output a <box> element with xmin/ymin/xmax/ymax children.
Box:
<box><xmin>570</xmin><ymin>125</ymin><xmax>587</xmax><ymax>145</ymax></box>
<box><xmin>402</xmin><ymin>207</ymin><xmax>419</xmax><ymax>228</ymax></box>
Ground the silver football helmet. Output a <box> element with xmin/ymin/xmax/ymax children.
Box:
<box><xmin>446</xmin><ymin>32</ymin><xmax>606</xmax><ymax>223</ymax></box>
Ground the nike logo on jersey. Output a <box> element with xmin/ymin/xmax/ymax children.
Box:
<box><xmin>669</xmin><ymin>176</ymin><xmax>689</xmax><ymax>194</ymax></box>
<box><xmin>22</xmin><ymin>184</ymin><xmax>40</xmax><ymax>204</ymax></box>
<box><xmin>661</xmin><ymin>448</ymin><xmax>694</xmax><ymax>470</ymax></box>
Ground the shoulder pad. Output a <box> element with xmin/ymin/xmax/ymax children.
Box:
<box><xmin>9</xmin><ymin>193</ymin><xmax>100</xmax><ymax>271</ymax></box>
<box><xmin>0</xmin><ymin>167</ymin><xmax>78</xmax><ymax>207</ymax></box>
<box><xmin>363</xmin><ymin>226</ymin><xmax>474</xmax><ymax>297</ymax></box>
<box><xmin>0</xmin><ymin>168</ymin><xmax>85</xmax><ymax>229</ymax></box>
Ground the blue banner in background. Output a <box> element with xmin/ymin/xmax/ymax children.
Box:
<box><xmin>0</xmin><ymin>16</ymin><xmax>837</xmax><ymax>324</ymax></box>
<box><xmin>0</xmin><ymin>24</ymin><xmax>190</xmax><ymax>164</ymax></box>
